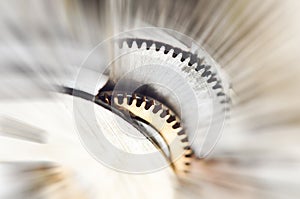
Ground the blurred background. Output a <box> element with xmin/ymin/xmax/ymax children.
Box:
<box><xmin>0</xmin><ymin>0</ymin><xmax>300</xmax><ymax>198</ymax></box>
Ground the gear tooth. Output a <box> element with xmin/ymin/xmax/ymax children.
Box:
<box><xmin>167</xmin><ymin>48</ymin><xmax>174</xmax><ymax>56</ymax></box>
<box><xmin>158</xmin><ymin>45</ymin><xmax>165</xmax><ymax>53</ymax></box>
<box><xmin>123</xmin><ymin>40</ymin><xmax>130</xmax><ymax>49</ymax></box>
<box><xmin>149</xmin><ymin>43</ymin><xmax>156</xmax><ymax>50</ymax></box>
<box><xmin>132</xmin><ymin>98</ymin><xmax>138</xmax><ymax>106</ymax></box>
<box><xmin>164</xmin><ymin>113</ymin><xmax>171</xmax><ymax>121</ymax></box>
<box><xmin>140</xmin><ymin>42</ymin><xmax>147</xmax><ymax>50</ymax></box>
<box><xmin>181</xmin><ymin>142</ymin><xmax>190</xmax><ymax>149</ymax></box>
<box><xmin>184</xmin><ymin>150</ymin><xmax>193</xmax><ymax>159</ymax></box>
<box><xmin>175</xmin><ymin>127</ymin><xmax>183</xmax><ymax>134</ymax></box>
<box><xmin>176</xmin><ymin>53</ymin><xmax>183</xmax><ymax>61</ymax></box>
<box><xmin>148</xmin><ymin>100</ymin><xmax>156</xmax><ymax>112</ymax></box>
<box><xmin>185</xmin><ymin>57</ymin><xmax>192</xmax><ymax>65</ymax></box>
<box><xmin>191</xmin><ymin>62</ymin><xmax>198</xmax><ymax>68</ymax></box>
<box><xmin>169</xmin><ymin>119</ymin><xmax>178</xmax><ymax>125</ymax></box>
<box><xmin>139</xmin><ymin>96</ymin><xmax>147</xmax><ymax>108</ymax></box>
<box><xmin>141</xmin><ymin>101</ymin><xmax>147</xmax><ymax>108</ymax></box>
<box><xmin>148</xmin><ymin>104</ymin><xmax>155</xmax><ymax>112</ymax></box>
<box><xmin>132</xmin><ymin>40</ymin><xmax>138</xmax><ymax>49</ymax></box>
<box><xmin>181</xmin><ymin>57</ymin><xmax>190</xmax><ymax>66</ymax></box>
<box><xmin>123</xmin><ymin>96</ymin><xmax>128</xmax><ymax>105</ymax></box>
<box><xmin>185</xmin><ymin>149</ymin><xmax>193</xmax><ymax>155</ymax></box>
<box><xmin>113</xmin><ymin>96</ymin><xmax>119</xmax><ymax>105</ymax></box>
<box><xmin>132</xmin><ymin>94</ymin><xmax>137</xmax><ymax>104</ymax></box>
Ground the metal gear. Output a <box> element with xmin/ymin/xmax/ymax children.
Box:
<box><xmin>96</xmin><ymin>91</ymin><xmax>193</xmax><ymax>176</ymax></box>
<box><xmin>116</xmin><ymin>38</ymin><xmax>230</xmax><ymax>104</ymax></box>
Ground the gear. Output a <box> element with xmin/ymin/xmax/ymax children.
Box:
<box><xmin>96</xmin><ymin>91</ymin><xmax>193</xmax><ymax>176</ymax></box>
<box><xmin>117</xmin><ymin>38</ymin><xmax>230</xmax><ymax>104</ymax></box>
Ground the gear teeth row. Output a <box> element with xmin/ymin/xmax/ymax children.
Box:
<box><xmin>96</xmin><ymin>91</ymin><xmax>193</xmax><ymax>176</ymax></box>
<box><xmin>118</xmin><ymin>38</ymin><xmax>200</xmax><ymax>66</ymax></box>
<box><xmin>106</xmin><ymin>92</ymin><xmax>185</xmax><ymax>130</ymax></box>
<box><xmin>117</xmin><ymin>38</ymin><xmax>230</xmax><ymax>106</ymax></box>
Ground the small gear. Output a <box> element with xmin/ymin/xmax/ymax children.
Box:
<box><xmin>96</xmin><ymin>91</ymin><xmax>193</xmax><ymax>176</ymax></box>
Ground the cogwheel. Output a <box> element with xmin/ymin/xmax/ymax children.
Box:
<box><xmin>116</xmin><ymin>38</ymin><xmax>230</xmax><ymax>103</ymax></box>
<box><xmin>96</xmin><ymin>91</ymin><xmax>193</xmax><ymax>176</ymax></box>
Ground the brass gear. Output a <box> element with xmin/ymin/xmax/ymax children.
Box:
<box><xmin>97</xmin><ymin>91</ymin><xmax>193</xmax><ymax>176</ymax></box>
